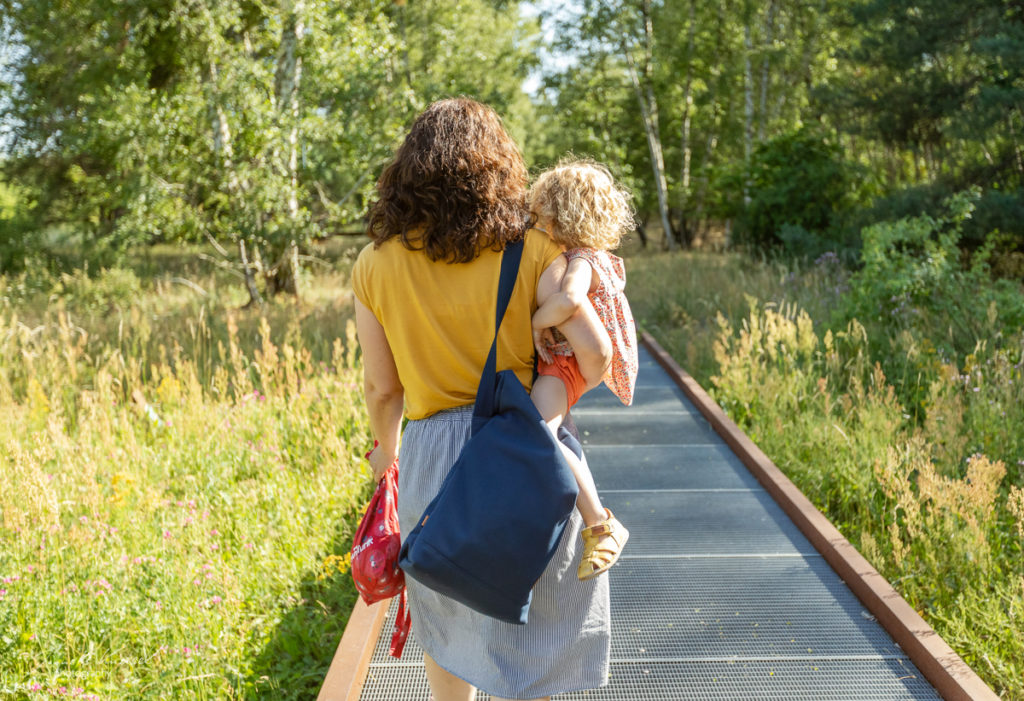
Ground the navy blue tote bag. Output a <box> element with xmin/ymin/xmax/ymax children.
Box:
<box><xmin>398</xmin><ymin>238</ymin><xmax>580</xmax><ymax>625</ymax></box>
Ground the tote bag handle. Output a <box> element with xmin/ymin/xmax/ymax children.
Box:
<box><xmin>472</xmin><ymin>237</ymin><xmax>525</xmax><ymax>431</ymax></box>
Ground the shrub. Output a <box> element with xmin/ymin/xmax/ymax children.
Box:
<box><xmin>708</xmin><ymin>301</ymin><xmax>1024</xmax><ymax>696</ymax></box>
<box><xmin>722</xmin><ymin>128</ymin><xmax>860</xmax><ymax>256</ymax></box>
<box><xmin>0</xmin><ymin>309</ymin><xmax>372</xmax><ymax>699</ymax></box>
<box><xmin>49</xmin><ymin>267</ymin><xmax>144</xmax><ymax>313</ymax></box>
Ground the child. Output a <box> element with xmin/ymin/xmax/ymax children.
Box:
<box><xmin>528</xmin><ymin>159</ymin><xmax>639</xmax><ymax>581</ymax></box>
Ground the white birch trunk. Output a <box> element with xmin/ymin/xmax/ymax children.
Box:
<box><xmin>273</xmin><ymin>0</ymin><xmax>304</xmax><ymax>296</ymax></box>
<box><xmin>743</xmin><ymin>21</ymin><xmax>755</xmax><ymax>206</ymax></box>
<box><xmin>208</xmin><ymin>46</ymin><xmax>262</xmax><ymax>307</ymax></box>
<box><xmin>679</xmin><ymin>0</ymin><xmax>697</xmax><ymax>233</ymax></box>
<box><xmin>758</xmin><ymin>0</ymin><xmax>776</xmax><ymax>143</ymax></box>
<box><xmin>624</xmin><ymin>0</ymin><xmax>676</xmax><ymax>251</ymax></box>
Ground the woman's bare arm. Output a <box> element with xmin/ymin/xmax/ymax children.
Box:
<box><xmin>355</xmin><ymin>297</ymin><xmax>404</xmax><ymax>482</ymax></box>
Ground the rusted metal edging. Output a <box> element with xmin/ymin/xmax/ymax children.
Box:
<box><xmin>641</xmin><ymin>331</ymin><xmax>997</xmax><ymax>701</ymax></box>
<box><xmin>317</xmin><ymin>598</ymin><xmax>388</xmax><ymax>701</ymax></box>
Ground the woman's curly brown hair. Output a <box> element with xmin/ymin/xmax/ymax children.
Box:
<box><xmin>366</xmin><ymin>98</ymin><xmax>530</xmax><ymax>263</ymax></box>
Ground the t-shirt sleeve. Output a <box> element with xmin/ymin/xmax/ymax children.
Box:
<box><xmin>537</xmin><ymin>230</ymin><xmax>563</xmax><ymax>269</ymax></box>
<box><xmin>350</xmin><ymin>242</ymin><xmax>377</xmax><ymax>312</ymax></box>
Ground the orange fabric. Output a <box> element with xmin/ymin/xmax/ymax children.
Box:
<box><xmin>537</xmin><ymin>353</ymin><xmax>587</xmax><ymax>409</ymax></box>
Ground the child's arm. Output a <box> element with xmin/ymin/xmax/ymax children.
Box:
<box><xmin>534</xmin><ymin>256</ymin><xmax>611</xmax><ymax>388</ymax></box>
<box><xmin>533</xmin><ymin>257</ymin><xmax>595</xmax><ymax>330</ymax></box>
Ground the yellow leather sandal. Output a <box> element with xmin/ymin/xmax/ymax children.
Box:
<box><xmin>577</xmin><ymin>509</ymin><xmax>629</xmax><ymax>581</ymax></box>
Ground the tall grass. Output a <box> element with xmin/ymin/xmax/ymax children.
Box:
<box><xmin>0</xmin><ymin>249</ymin><xmax>373</xmax><ymax>700</ymax></box>
<box><xmin>627</xmin><ymin>246</ymin><xmax>1024</xmax><ymax>699</ymax></box>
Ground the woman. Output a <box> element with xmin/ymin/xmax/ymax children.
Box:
<box><xmin>352</xmin><ymin>98</ymin><xmax>613</xmax><ymax>701</ymax></box>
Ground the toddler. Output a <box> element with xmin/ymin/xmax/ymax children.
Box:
<box><xmin>528</xmin><ymin>159</ymin><xmax>638</xmax><ymax>580</ymax></box>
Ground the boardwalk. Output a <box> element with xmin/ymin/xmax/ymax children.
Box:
<box><xmin>328</xmin><ymin>342</ymin><xmax>972</xmax><ymax>700</ymax></box>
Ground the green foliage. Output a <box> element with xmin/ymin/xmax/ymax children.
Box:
<box><xmin>627</xmin><ymin>247</ymin><xmax>1024</xmax><ymax>697</ymax></box>
<box><xmin>720</xmin><ymin>128</ymin><xmax>860</xmax><ymax>256</ymax></box>
<box><xmin>0</xmin><ymin>0</ymin><xmax>537</xmax><ymax>294</ymax></box>
<box><xmin>0</xmin><ymin>258</ymin><xmax>373</xmax><ymax>699</ymax></box>
<box><xmin>842</xmin><ymin>190</ymin><xmax>1024</xmax><ymax>362</ymax></box>
<box><xmin>708</xmin><ymin>303</ymin><xmax>1024</xmax><ymax>697</ymax></box>
<box><xmin>48</xmin><ymin>268</ymin><xmax>144</xmax><ymax>314</ymax></box>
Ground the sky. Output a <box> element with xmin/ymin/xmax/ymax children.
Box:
<box><xmin>519</xmin><ymin>0</ymin><xmax>582</xmax><ymax>97</ymax></box>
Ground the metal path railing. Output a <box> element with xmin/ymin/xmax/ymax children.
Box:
<box><xmin>318</xmin><ymin>335</ymin><xmax>997</xmax><ymax>701</ymax></box>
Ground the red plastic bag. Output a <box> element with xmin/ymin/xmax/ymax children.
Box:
<box><xmin>351</xmin><ymin>443</ymin><xmax>411</xmax><ymax>657</ymax></box>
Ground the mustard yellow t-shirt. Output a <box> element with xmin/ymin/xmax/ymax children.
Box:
<box><xmin>351</xmin><ymin>229</ymin><xmax>563</xmax><ymax>420</ymax></box>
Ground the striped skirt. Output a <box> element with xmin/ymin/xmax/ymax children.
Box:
<box><xmin>398</xmin><ymin>404</ymin><xmax>611</xmax><ymax>699</ymax></box>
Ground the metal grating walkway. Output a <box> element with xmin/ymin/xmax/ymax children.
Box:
<box><xmin>356</xmin><ymin>347</ymin><xmax>942</xmax><ymax>700</ymax></box>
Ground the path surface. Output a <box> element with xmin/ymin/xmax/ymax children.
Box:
<box><xmin>355</xmin><ymin>347</ymin><xmax>942</xmax><ymax>700</ymax></box>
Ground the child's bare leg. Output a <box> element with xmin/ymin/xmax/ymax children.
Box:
<box><xmin>532</xmin><ymin>375</ymin><xmax>606</xmax><ymax>526</ymax></box>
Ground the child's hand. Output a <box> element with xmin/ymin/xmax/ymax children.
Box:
<box><xmin>533</xmin><ymin>327</ymin><xmax>555</xmax><ymax>364</ymax></box>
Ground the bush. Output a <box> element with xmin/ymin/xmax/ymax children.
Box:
<box><xmin>851</xmin><ymin>184</ymin><xmax>1024</xmax><ymax>261</ymax></box>
<box><xmin>723</xmin><ymin>128</ymin><xmax>861</xmax><ymax>256</ymax></box>
<box><xmin>49</xmin><ymin>267</ymin><xmax>144</xmax><ymax>313</ymax></box>
<box><xmin>841</xmin><ymin>189</ymin><xmax>1024</xmax><ymax>346</ymax></box>
<box><xmin>709</xmin><ymin>302</ymin><xmax>1024</xmax><ymax>697</ymax></box>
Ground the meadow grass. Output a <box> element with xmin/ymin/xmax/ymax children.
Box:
<box><xmin>4</xmin><ymin>238</ymin><xmax>1023</xmax><ymax>699</ymax></box>
<box><xmin>0</xmin><ymin>241</ymin><xmax>374</xmax><ymax>699</ymax></box>
<box><xmin>626</xmin><ymin>247</ymin><xmax>1024</xmax><ymax>699</ymax></box>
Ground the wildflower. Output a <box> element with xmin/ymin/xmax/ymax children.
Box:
<box><xmin>30</xmin><ymin>683</ymin><xmax>42</xmax><ymax>691</ymax></box>
<box><xmin>210</xmin><ymin>529</ymin><xmax>219</xmax><ymax>537</ymax></box>
<box><xmin>0</xmin><ymin>589</ymin><xmax>6</xmax><ymax>598</ymax></box>
<box><xmin>209</xmin><ymin>595</ymin><xmax>223</xmax><ymax>605</ymax></box>
<box><xmin>155</xmin><ymin>601</ymin><xmax>163</xmax><ymax>610</ymax></box>
<box><xmin>244</xmin><ymin>542</ymin><xmax>255</xmax><ymax>550</ymax></box>
<box><xmin>163</xmin><ymin>530</ymin><xmax>172</xmax><ymax>539</ymax></box>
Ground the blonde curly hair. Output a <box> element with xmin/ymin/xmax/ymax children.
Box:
<box><xmin>527</xmin><ymin>159</ymin><xmax>635</xmax><ymax>251</ymax></box>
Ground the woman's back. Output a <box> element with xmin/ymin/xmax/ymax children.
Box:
<box><xmin>352</xmin><ymin>229</ymin><xmax>561</xmax><ymax>420</ymax></box>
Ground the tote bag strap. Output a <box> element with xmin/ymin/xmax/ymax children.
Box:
<box><xmin>472</xmin><ymin>237</ymin><xmax>525</xmax><ymax>426</ymax></box>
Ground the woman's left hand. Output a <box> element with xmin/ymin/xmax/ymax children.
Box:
<box><xmin>369</xmin><ymin>446</ymin><xmax>397</xmax><ymax>483</ymax></box>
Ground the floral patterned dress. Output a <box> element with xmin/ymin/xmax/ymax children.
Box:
<box><xmin>555</xmin><ymin>248</ymin><xmax>638</xmax><ymax>406</ymax></box>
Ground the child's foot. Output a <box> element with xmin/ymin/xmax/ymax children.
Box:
<box><xmin>577</xmin><ymin>509</ymin><xmax>629</xmax><ymax>580</ymax></box>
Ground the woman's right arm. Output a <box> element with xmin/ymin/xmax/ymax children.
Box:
<box><xmin>537</xmin><ymin>258</ymin><xmax>612</xmax><ymax>391</ymax></box>
<box><xmin>355</xmin><ymin>297</ymin><xmax>404</xmax><ymax>482</ymax></box>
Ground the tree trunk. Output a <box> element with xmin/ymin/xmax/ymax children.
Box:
<box><xmin>693</xmin><ymin>2</ymin><xmax>728</xmax><ymax>237</ymax></box>
<box><xmin>743</xmin><ymin>21</ymin><xmax>755</xmax><ymax>206</ymax></box>
<box><xmin>624</xmin><ymin>0</ymin><xmax>676</xmax><ymax>251</ymax></box>
<box><xmin>758</xmin><ymin>0</ymin><xmax>777</xmax><ymax>143</ymax></box>
<box><xmin>239</xmin><ymin>238</ymin><xmax>264</xmax><ymax>308</ymax></box>
<box><xmin>271</xmin><ymin>0</ymin><xmax>305</xmax><ymax>298</ymax></box>
<box><xmin>677</xmin><ymin>0</ymin><xmax>697</xmax><ymax>247</ymax></box>
<box><xmin>207</xmin><ymin>46</ymin><xmax>261</xmax><ymax>308</ymax></box>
